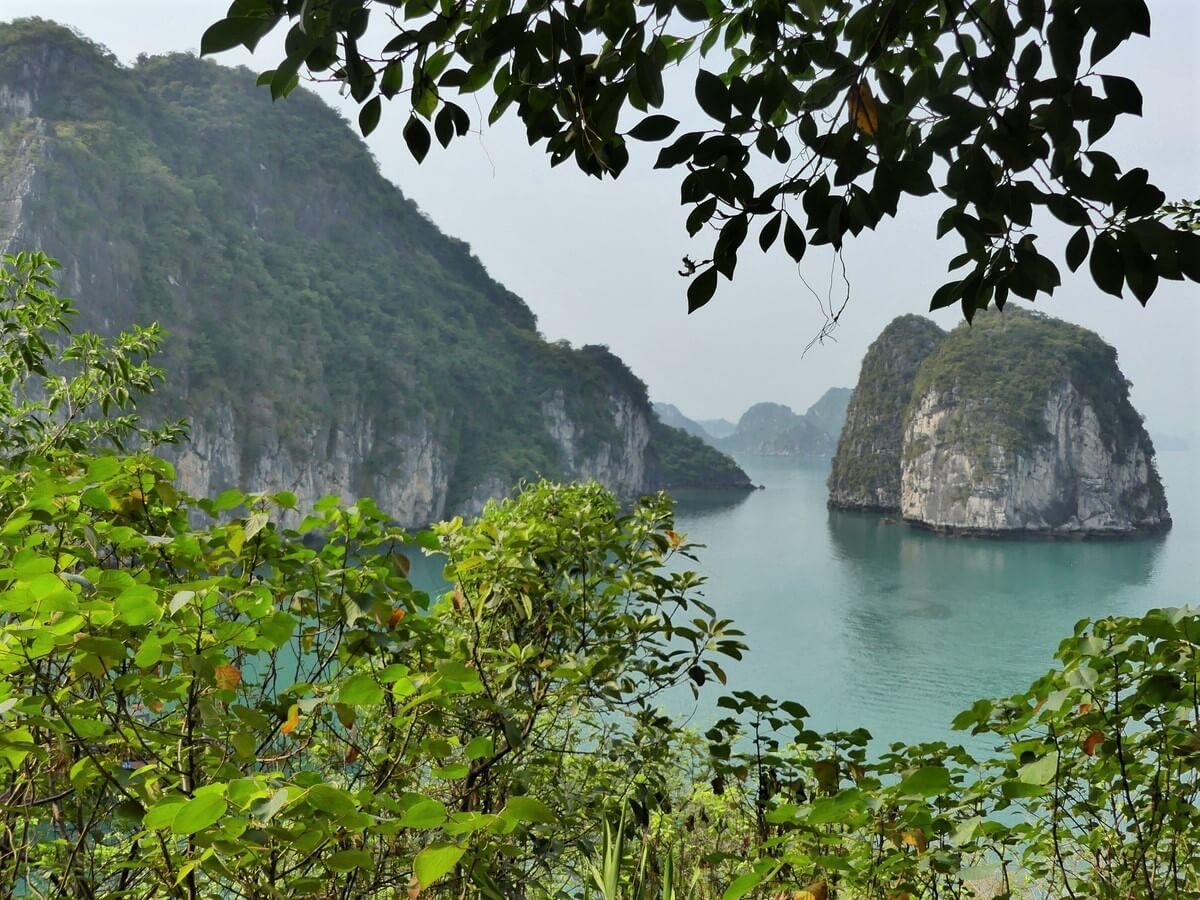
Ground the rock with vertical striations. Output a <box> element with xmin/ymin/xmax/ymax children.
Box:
<box><xmin>827</xmin><ymin>315</ymin><xmax>945</xmax><ymax>510</ymax></box>
<box><xmin>899</xmin><ymin>309</ymin><xmax>1169</xmax><ymax>536</ymax></box>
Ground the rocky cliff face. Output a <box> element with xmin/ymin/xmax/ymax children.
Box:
<box><xmin>831</xmin><ymin>308</ymin><xmax>1169</xmax><ymax>537</ymax></box>
<box><xmin>901</xmin><ymin>381</ymin><xmax>1168</xmax><ymax>535</ymax></box>
<box><xmin>0</xmin><ymin>20</ymin><xmax>750</xmax><ymax>524</ymax></box>
<box><xmin>828</xmin><ymin>315</ymin><xmax>945</xmax><ymax>509</ymax></box>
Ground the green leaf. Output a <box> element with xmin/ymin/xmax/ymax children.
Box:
<box><xmin>414</xmin><ymin>843</ymin><xmax>464</xmax><ymax>888</ymax></box>
<box><xmin>783</xmin><ymin>216</ymin><xmax>807</xmax><ymax>263</ymax></box>
<box><xmin>116</xmin><ymin>585</ymin><xmax>160</xmax><ymax>626</ymax></box>
<box><xmin>1046</xmin><ymin>195</ymin><xmax>1089</xmax><ymax>227</ymax></box>
<box><xmin>1101</xmin><ymin>75</ymin><xmax>1143</xmax><ymax>116</ymax></box>
<box><xmin>695</xmin><ymin>70</ymin><xmax>731</xmax><ymax>122</ymax></box>
<box><xmin>172</xmin><ymin>795</ymin><xmax>227</xmax><ymax>835</ymax></box>
<box><xmin>628</xmin><ymin>115</ymin><xmax>679</xmax><ymax>142</ymax></box>
<box><xmin>399</xmin><ymin>798</ymin><xmax>447</xmax><ymax>829</ymax></box>
<box><xmin>200</xmin><ymin>17</ymin><xmax>273</xmax><ymax>56</ymax></box>
<box><xmin>759</xmin><ymin>212</ymin><xmax>782</xmax><ymax>252</ymax></box>
<box><xmin>169</xmin><ymin>590</ymin><xmax>195</xmax><ymax>614</ymax></box>
<box><xmin>1089</xmin><ymin>233</ymin><xmax>1123</xmax><ymax>297</ymax></box>
<box><xmin>687</xmin><ymin>267</ymin><xmax>718</xmax><ymax>313</ymax></box>
<box><xmin>1019</xmin><ymin>752</ymin><xmax>1059</xmax><ymax>785</ymax></box>
<box><xmin>502</xmin><ymin>795</ymin><xmax>558</xmax><ymax>824</ymax></box>
<box><xmin>1066</xmin><ymin>228</ymin><xmax>1090</xmax><ymax>272</ymax></box>
<box><xmin>327</xmin><ymin>849</ymin><xmax>373</xmax><ymax>872</ymax></box>
<box><xmin>403</xmin><ymin>117</ymin><xmax>432</xmax><ymax>163</ymax></box>
<box><xmin>338</xmin><ymin>674</ymin><xmax>384</xmax><ymax>706</ymax></box>
<box><xmin>723</xmin><ymin>870</ymin><xmax>763</xmax><ymax>900</ymax></box>
<box><xmin>899</xmin><ymin>765</ymin><xmax>951</xmax><ymax>796</ymax></box>
<box><xmin>307</xmin><ymin>785</ymin><xmax>358</xmax><ymax>818</ymax></box>
<box><xmin>0</xmin><ymin>727</ymin><xmax>35</xmax><ymax>770</ymax></box>
<box><xmin>144</xmin><ymin>797</ymin><xmax>187</xmax><ymax>830</ymax></box>
<box><xmin>464</xmin><ymin>736</ymin><xmax>493</xmax><ymax>760</ymax></box>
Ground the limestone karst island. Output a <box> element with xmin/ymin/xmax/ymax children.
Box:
<box><xmin>829</xmin><ymin>309</ymin><xmax>1170</xmax><ymax>537</ymax></box>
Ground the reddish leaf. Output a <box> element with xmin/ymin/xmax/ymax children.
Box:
<box><xmin>214</xmin><ymin>664</ymin><xmax>241</xmax><ymax>691</ymax></box>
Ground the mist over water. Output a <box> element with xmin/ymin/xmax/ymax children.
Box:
<box><xmin>671</xmin><ymin>451</ymin><xmax>1196</xmax><ymax>746</ymax></box>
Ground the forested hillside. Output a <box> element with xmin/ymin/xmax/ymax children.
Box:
<box><xmin>0</xmin><ymin>19</ymin><xmax>749</xmax><ymax>523</ymax></box>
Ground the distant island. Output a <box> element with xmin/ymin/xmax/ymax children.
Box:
<box><xmin>829</xmin><ymin>309</ymin><xmax>1170</xmax><ymax>538</ymax></box>
<box><xmin>653</xmin><ymin>387</ymin><xmax>852</xmax><ymax>459</ymax></box>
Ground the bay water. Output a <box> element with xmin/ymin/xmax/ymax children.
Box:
<box><xmin>670</xmin><ymin>450</ymin><xmax>1197</xmax><ymax>747</ymax></box>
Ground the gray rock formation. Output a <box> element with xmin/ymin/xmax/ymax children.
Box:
<box><xmin>719</xmin><ymin>402</ymin><xmax>837</xmax><ymax>457</ymax></box>
<box><xmin>830</xmin><ymin>308</ymin><xmax>1169</xmax><ymax>537</ymax></box>
<box><xmin>828</xmin><ymin>315</ymin><xmax>945</xmax><ymax>509</ymax></box>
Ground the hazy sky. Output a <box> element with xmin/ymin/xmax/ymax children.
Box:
<box><xmin>3</xmin><ymin>0</ymin><xmax>1198</xmax><ymax>432</ymax></box>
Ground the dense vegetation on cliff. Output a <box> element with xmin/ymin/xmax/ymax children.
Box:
<box><xmin>909</xmin><ymin>308</ymin><xmax>1150</xmax><ymax>459</ymax></box>
<box><xmin>828</xmin><ymin>315</ymin><xmax>945</xmax><ymax>509</ymax></box>
<box><xmin>0</xmin><ymin>20</ymin><xmax>747</xmax><ymax>512</ymax></box>
<box><xmin>1</xmin><ymin>253</ymin><xmax>1196</xmax><ymax>898</ymax></box>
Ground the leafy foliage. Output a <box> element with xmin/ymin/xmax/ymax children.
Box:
<box><xmin>649</xmin><ymin>418</ymin><xmax>753</xmax><ymax>489</ymax></box>
<box><xmin>201</xmin><ymin>0</ymin><xmax>1200</xmax><ymax>316</ymax></box>
<box><xmin>0</xmin><ymin>257</ymin><xmax>1196</xmax><ymax>897</ymax></box>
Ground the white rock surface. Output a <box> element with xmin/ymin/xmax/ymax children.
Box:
<box><xmin>901</xmin><ymin>381</ymin><xmax>1169</xmax><ymax>536</ymax></box>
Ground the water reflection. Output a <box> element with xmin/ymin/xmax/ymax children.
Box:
<box><xmin>666</xmin><ymin>453</ymin><xmax>1191</xmax><ymax>748</ymax></box>
<box><xmin>825</xmin><ymin>508</ymin><xmax>1166</xmax><ymax>744</ymax></box>
<box><xmin>668</xmin><ymin>486</ymin><xmax>754</xmax><ymax>522</ymax></box>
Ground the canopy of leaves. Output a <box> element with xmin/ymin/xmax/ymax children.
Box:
<box><xmin>199</xmin><ymin>0</ymin><xmax>1199</xmax><ymax>316</ymax></box>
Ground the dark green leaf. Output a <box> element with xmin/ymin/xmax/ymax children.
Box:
<box><xmin>403</xmin><ymin>117</ymin><xmax>432</xmax><ymax>163</ymax></box>
<box><xmin>687</xmin><ymin>267</ymin><xmax>718</xmax><ymax>313</ymax></box>
<box><xmin>783</xmin><ymin>216</ymin><xmax>806</xmax><ymax>263</ymax></box>
<box><xmin>759</xmin><ymin>212</ymin><xmax>782</xmax><ymax>252</ymax></box>
<box><xmin>1089</xmin><ymin>232</ymin><xmax>1124</xmax><ymax>296</ymax></box>
<box><xmin>200</xmin><ymin>17</ymin><xmax>274</xmax><ymax>56</ymax></box>
<box><xmin>359</xmin><ymin>97</ymin><xmax>382</xmax><ymax>137</ymax></box>
<box><xmin>1065</xmin><ymin>227</ymin><xmax>1090</xmax><ymax>272</ymax></box>
<box><xmin>695</xmin><ymin>70</ymin><xmax>731</xmax><ymax>122</ymax></box>
<box><xmin>628</xmin><ymin>115</ymin><xmax>679</xmax><ymax>142</ymax></box>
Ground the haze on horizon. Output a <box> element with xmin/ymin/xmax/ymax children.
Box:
<box><xmin>3</xmin><ymin>0</ymin><xmax>1197</xmax><ymax>435</ymax></box>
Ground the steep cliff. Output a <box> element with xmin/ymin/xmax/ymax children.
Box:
<box><xmin>804</xmin><ymin>387</ymin><xmax>853</xmax><ymax>438</ymax></box>
<box><xmin>653</xmin><ymin>403</ymin><xmax>713</xmax><ymax>441</ymax></box>
<box><xmin>828</xmin><ymin>315</ymin><xmax>945</xmax><ymax>509</ymax></box>
<box><xmin>900</xmin><ymin>309</ymin><xmax>1168</xmax><ymax>536</ymax></box>
<box><xmin>0</xmin><ymin>20</ymin><xmax>751</xmax><ymax>522</ymax></box>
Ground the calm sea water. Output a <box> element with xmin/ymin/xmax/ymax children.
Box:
<box><xmin>670</xmin><ymin>451</ymin><xmax>1198</xmax><ymax>747</ymax></box>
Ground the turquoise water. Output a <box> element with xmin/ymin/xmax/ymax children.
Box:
<box><xmin>671</xmin><ymin>451</ymin><xmax>1198</xmax><ymax>747</ymax></box>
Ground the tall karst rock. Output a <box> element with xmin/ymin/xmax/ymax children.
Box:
<box><xmin>0</xmin><ymin>20</ymin><xmax>750</xmax><ymax>524</ymax></box>
<box><xmin>827</xmin><ymin>315</ymin><xmax>945</xmax><ymax>509</ymax></box>
<box><xmin>829</xmin><ymin>308</ymin><xmax>1169</xmax><ymax>537</ymax></box>
<box><xmin>899</xmin><ymin>309</ymin><xmax>1168</xmax><ymax>536</ymax></box>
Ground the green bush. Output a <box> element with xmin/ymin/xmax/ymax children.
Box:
<box><xmin>0</xmin><ymin>253</ymin><xmax>1195</xmax><ymax>898</ymax></box>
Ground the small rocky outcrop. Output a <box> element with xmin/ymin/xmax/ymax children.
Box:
<box><xmin>829</xmin><ymin>309</ymin><xmax>1170</xmax><ymax>538</ymax></box>
<box><xmin>827</xmin><ymin>315</ymin><xmax>945</xmax><ymax>509</ymax></box>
